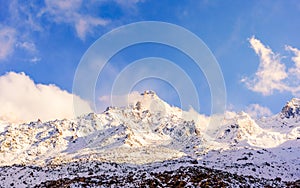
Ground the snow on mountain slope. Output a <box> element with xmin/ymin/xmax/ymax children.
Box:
<box><xmin>215</xmin><ymin>111</ymin><xmax>298</xmax><ymax>148</ymax></box>
<box><xmin>0</xmin><ymin>91</ymin><xmax>204</xmax><ymax>166</ymax></box>
<box><xmin>0</xmin><ymin>91</ymin><xmax>299</xmax><ymax>187</ymax></box>
<box><xmin>201</xmin><ymin>99</ymin><xmax>300</xmax><ymax>181</ymax></box>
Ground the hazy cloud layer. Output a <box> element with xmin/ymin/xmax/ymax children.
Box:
<box><xmin>0</xmin><ymin>72</ymin><xmax>92</xmax><ymax>123</ymax></box>
<box><xmin>242</xmin><ymin>36</ymin><xmax>300</xmax><ymax>96</ymax></box>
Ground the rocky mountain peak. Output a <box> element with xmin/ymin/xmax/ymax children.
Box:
<box><xmin>141</xmin><ymin>90</ymin><xmax>157</xmax><ymax>97</ymax></box>
<box><xmin>281</xmin><ymin>98</ymin><xmax>300</xmax><ymax>118</ymax></box>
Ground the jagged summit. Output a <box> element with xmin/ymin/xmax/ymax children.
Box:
<box><xmin>125</xmin><ymin>90</ymin><xmax>182</xmax><ymax>116</ymax></box>
<box><xmin>141</xmin><ymin>90</ymin><xmax>157</xmax><ymax>96</ymax></box>
<box><xmin>281</xmin><ymin>98</ymin><xmax>300</xmax><ymax>118</ymax></box>
<box><xmin>103</xmin><ymin>91</ymin><xmax>163</xmax><ymax>113</ymax></box>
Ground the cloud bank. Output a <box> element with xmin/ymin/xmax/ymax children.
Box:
<box><xmin>242</xmin><ymin>36</ymin><xmax>300</xmax><ymax>96</ymax></box>
<box><xmin>0</xmin><ymin>72</ymin><xmax>92</xmax><ymax>123</ymax></box>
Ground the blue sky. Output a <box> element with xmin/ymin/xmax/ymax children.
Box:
<box><xmin>0</xmin><ymin>0</ymin><xmax>300</xmax><ymax>122</ymax></box>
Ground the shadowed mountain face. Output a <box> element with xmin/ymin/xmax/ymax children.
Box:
<box><xmin>0</xmin><ymin>92</ymin><xmax>299</xmax><ymax>187</ymax></box>
<box><xmin>281</xmin><ymin>98</ymin><xmax>300</xmax><ymax>119</ymax></box>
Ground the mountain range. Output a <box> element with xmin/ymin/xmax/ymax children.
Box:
<box><xmin>0</xmin><ymin>91</ymin><xmax>299</xmax><ymax>187</ymax></box>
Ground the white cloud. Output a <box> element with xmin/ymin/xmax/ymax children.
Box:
<box><xmin>16</xmin><ymin>41</ymin><xmax>37</xmax><ymax>53</ymax></box>
<box><xmin>286</xmin><ymin>45</ymin><xmax>300</xmax><ymax>79</ymax></box>
<box><xmin>245</xmin><ymin>104</ymin><xmax>272</xmax><ymax>118</ymax></box>
<box><xmin>242</xmin><ymin>36</ymin><xmax>300</xmax><ymax>96</ymax></box>
<box><xmin>0</xmin><ymin>27</ymin><xmax>16</xmax><ymax>60</ymax></box>
<box><xmin>29</xmin><ymin>57</ymin><xmax>41</xmax><ymax>63</ymax></box>
<box><xmin>241</xmin><ymin>36</ymin><xmax>287</xmax><ymax>95</ymax></box>
<box><xmin>182</xmin><ymin>108</ymin><xmax>209</xmax><ymax>131</ymax></box>
<box><xmin>16</xmin><ymin>41</ymin><xmax>41</xmax><ymax>62</ymax></box>
<box><xmin>42</xmin><ymin>0</ymin><xmax>109</xmax><ymax>40</ymax></box>
<box><xmin>75</xmin><ymin>16</ymin><xmax>108</xmax><ymax>40</ymax></box>
<box><xmin>0</xmin><ymin>72</ymin><xmax>92</xmax><ymax>124</ymax></box>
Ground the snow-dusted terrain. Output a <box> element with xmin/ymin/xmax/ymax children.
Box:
<box><xmin>0</xmin><ymin>91</ymin><xmax>299</xmax><ymax>187</ymax></box>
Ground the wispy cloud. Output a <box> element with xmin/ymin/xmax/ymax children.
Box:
<box><xmin>0</xmin><ymin>72</ymin><xmax>91</xmax><ymax>123</ymax></box>
<box><xmin>286</xmin><ymin>45</ymin><xmax>300</xmax><ymax>79</ymax></box>
<box><xmin>241</xmin><ymin>36</ymin><xmax>287</xmax><ymax>95</ymax></box>
<box><xmin>114</xmin><ymin>0</ymin><xmax>144</xmax><ymax>9</ymax></box>
<box><xmin>0</xmin><ymin>1</ymin><xmax>42</xmax><ymax>62</ymax></box>
<box><xmin>29</xmin><ymin>57</ymin><xmax>41</xmax><ymax>63</ymax></box>
<box><xmin>0</xmin><ymin>27</ymin><xmax>16</xmax><ymax>60</ymax></box>
<box><xmin>15</xmin><ymin>41</ymin><xmax>41</xmax><ymax>62</ymax></box>
<box><xmin>9</xmin><ymin>0</ymin><xmax>42</xmax><ymax>32</ymax></box>
<box><xmin>16</xmin><ymin>41</ymin><xmax>37</xmax><ymax>53</ymax></box>
<box><xmin>245</xmin><ymin>104</ymin><xmax>272</xmax><ymax>118</ymax></box>
<box><xmin>242</xmin><ymin>36</ymin><xmax>300</xmax><ymax>96</ymax></box>
<box><xmin>1</xmin><ymin>0</ymin><xmax>144</xmax><ymax>60</ymax></box>
<box><xmin>41</xmin><ymin>0</ymin><xmax>109</xmax><ymax>40</ymax></box>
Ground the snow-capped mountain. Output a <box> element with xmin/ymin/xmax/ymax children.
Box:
<box><xmin>0</xmin><ymin>91</ymin><xmax>299</xmax><ymax>187</ymax></box>
<box><xmin>281</xmin><ymin>98</ymin><xmax>300</xmax><ymax>119</ymax></box>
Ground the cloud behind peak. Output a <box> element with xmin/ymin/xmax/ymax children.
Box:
<box><xmin>0</xmin><ymin>72</ymin><xmax>91</xmax><ymax>123</ymax></box>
